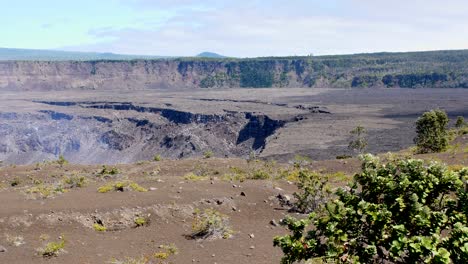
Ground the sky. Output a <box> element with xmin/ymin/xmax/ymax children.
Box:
<box><xmin>1</xmin><ymin>0</ymin><xmax>468</xmax><ymax>57</ymax></box>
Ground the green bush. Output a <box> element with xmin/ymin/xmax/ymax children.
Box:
<box><xmin>456</xmin><ymin>116</ymin><xmax>466</xmax><ymax>128</ymax></box>
<box><xmin>291</xmin><ymin>170</ymin><xmax>331</xmax><ymax>214</ymax></box>
<box><xmin>274</xmin><ymin>154</ymin><xmax>468</xmax><ymax>264</ymax></box>
<box><xmin>414</xmin><ymin>109</ymin><xmax>449</xmax><ymax>153</ymax></box>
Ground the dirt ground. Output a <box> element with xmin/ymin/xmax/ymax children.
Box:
<box><xmin>0</xmin><ymin>131</ymin><xmax>466</xmax><ymax>264</ymax></box>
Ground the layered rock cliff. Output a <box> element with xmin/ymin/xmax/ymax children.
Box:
<box><xmin>1</xmin><ymin>50</ymin><xmax>468</xmax><ymax>90</ymax></box>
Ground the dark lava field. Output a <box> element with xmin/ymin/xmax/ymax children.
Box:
<box><xmin>0</xmin><ymin>88</ymin><xmax>466</xmax><ymax>164</ymax></box>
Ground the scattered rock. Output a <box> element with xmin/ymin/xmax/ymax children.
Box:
<box><xmin>249</xmin><ymin>234</ymin><xmax>255</xmax><ymax>238</ymax></box>
<box><xmin>149</xmin><ymin>187</ymin><xmax>157</xmax><ymax>191</ymax></box>
<box><xmin>270</xmin><ymin>219</ymin><xmax>279</xmax><ymax>227</ymax></box>
<box><xmin>0</xmin><ymin>246</ymin><xmax>6</xmax><ymax>253</ymax></box>
<box><xmin>240</xmin><ymin>192</ymin><xmax>246</xmax><ymax>197</ymax></box>
<box><xmin>276</xmin><ymin>194</ymin><xmax>292</xmax><ymax>207</ymax></box>
<box><xmin>231</xmin><ymin>206</ymin><xmax>237</xmax><ymax>211</ymax></box>
<box><xmin>249</xmin><ymin>246</ymin><xmax>255</xmax><ymax>249</ymax></box>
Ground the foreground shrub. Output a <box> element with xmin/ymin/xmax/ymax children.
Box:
<box><xmin>274</xmin><ymin>154</ymin><xmax>468</xmax><ymax>264</ymax></box>
<box><xmin>191</xmin><ymin>208</ymin><xmax>233</xmax><ymax>240</ymax></box>
<box><xmin>414</xmin><ymin>109</ymin><xmax>449</xmax><ymax>153</ymax></box>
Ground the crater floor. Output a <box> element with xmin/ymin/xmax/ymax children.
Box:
<box><xmin>0</xmin><ymin>88</ymin><xmax>467</xmax><ymax>164</ymax></box>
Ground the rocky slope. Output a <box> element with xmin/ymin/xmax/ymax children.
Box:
<box><xmin>1</xmin><ymin>50</ymin><xmax>468</xmax><ymax>91</ymax></box>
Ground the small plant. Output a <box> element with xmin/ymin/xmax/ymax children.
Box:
<box><xmin>134</xmin><ymin>217</ymin><xmax>148</xmax><ymax>227</ymax></box>
<box><xmin>336</xmin><ymin>154</ymin><xmax>352</xmax><ymax>159</ymax></box>
<box><xmin>39</xmin><ymin>234</ymin><xmax>50</xmax><ymax>241</ymax></box>
<box><xmin>348</xmin><ymin>125</ymin><xmax>368</xmax><ymax>154</ymax></box>
<box><xmin>97</xmin><ymin>184</ymin><xmax>114</xmax><ymax>193</ymax></box>
<box><xmin>5</xmin><ymin>234</ymin><xmax>25</xmax><ymax>247</ymax></box>
<box><xmin>98</xmin><ymin>181</ymin><xmax>147</xmax><ymax>193</ymax></box>
<box><xmin>293</xmin><ymin>155</ymin><xmax>312</xmax><ymax>168</ymax></box>
<box><xmin>98</xmin><ymin>165</ymin><xmax>120</xmax><ymax>176</ymax></box>
<box><xmin>191</xmin><ymin>208</ymin><xmax>233</xmax><ymax>240</ymax></box>
<box><xmin>221</xmin><ymin>166</ymin><xmax>247</xmax><ymax>182</ymax></box>
<box><xmin>203</xmin><ymin>150</ymin><xmax>213</xmax><ymax>159</ymax></box>
<box><xmin>183</xmin><ymin>172</ymin><xmax>208</xmax><ymax>181</ymax></box>
<box><xmin>129</xmin><ymin>182</ymin><xmax>148</xmax><ymax>192</ymax></box>
<box><xmin>63</xmin><ymin>175</ymin><xmax>88</xmax><ymax>188</ymax></box>
<box><xmin>154</xmin><ymin>244</ymin><xmax>178</xmax><ymax>262</ymax></box>
<box><xmin>109</xmin><ymin>256</ymin><xmax>149</xmax><ymax>264</ymax></box>
<box><xmin>249</xmin><ymin>168</ymin><xmax>270</xmax><ymax>180</ymax></box>
<box><xmin>247</xmin><ymin>150</ymin><xmax>257</xmax><ymax>163</ymax></box>
<box><xmin>93</xmin><ymin>223</ymin><xmax>107</xmax><ymax>232</ymax></box>
<box><xmin>26</xmin><ymin>184</ymin><xmax>64</xmax><ymax>199</ymax></box>
<box><xmin>153</xmin><ymin>154</ymin><xmax>162</xmax><ymax>162</ymax></box>
<box><xmin>39</xmin><ymin>237</ymin><xmax>65</xmax><ymax>258</ymax></box>
<box><xmin>56</xmin><ymin>155</ymin><xmax>68</xmax><ymax>167</ymax></box>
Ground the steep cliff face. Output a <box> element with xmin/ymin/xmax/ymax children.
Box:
<box><xmin>0</xmin><ymin>100</ymin><xmax>289</xmax><ymax>164</ymax></box>
<box><xmin>1</xmin><ymin>50</ymin><xmax>468</xmax><ymax>90</ymax></box>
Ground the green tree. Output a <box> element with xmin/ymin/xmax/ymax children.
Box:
<box><xmin>455</xmin><ymin>116</ymin><xmax>466</xmax><ymax>129</ymax></box>
<box><xmin>348</xmin><ymin>126</ymin><xmax>368</xmax><ymax>154</ymax></box>
<box><xmin>274</xmin><ymin>155</ymin><xmax>468</xmax><ymax>264</ymax></box>
<box><xmin>414</xmin><ymin>109</ymin><xmax>449</xmax><ymax>153</ymax></box>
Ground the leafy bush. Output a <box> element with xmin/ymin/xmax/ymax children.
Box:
<box><xmin>291</xmin><ymin>170</ymin><xmax>331</xmax><ymax>214</ymax></box>
<box><xmin>191</xmin><ymin>208</ymin><xmax>233</xmax><ymax>240</ymax></box>
<box><xmin>414</xmin><ymin>109</ymin><xmax>449</xmax><ymax>153</ymax></box>
<box><xmin>456</xmin><ymin>116</ymin><xmax>466</xmax><ymax>128</ymax></box>
<box><xmin>274</xmin><ymin>155</ymin><xmax>468</xmax><ymax>264</ymax></box>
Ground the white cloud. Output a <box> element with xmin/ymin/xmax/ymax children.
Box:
<box><xmin>66</xmin><ymin>0</ymin><xmax>468</xmax><ymax>56</ymax></box>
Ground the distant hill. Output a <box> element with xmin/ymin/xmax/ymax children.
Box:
<box><xmin>196</xmin><ymin>52</ymin><xmax>226</xmax><ymax>58</ymax></box>
<box><xmin>0</xmin><ymin>47</ymin><xmax>168</xmax><ymax>61</ymax></box>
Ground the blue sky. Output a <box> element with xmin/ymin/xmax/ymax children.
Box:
<box><xmin>1</xmin><ymin>0</ymin><xmax>467</xmax><ymax>57</ymax></box>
